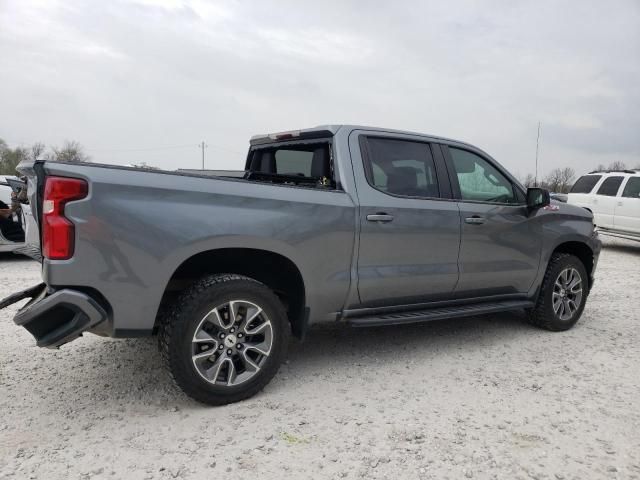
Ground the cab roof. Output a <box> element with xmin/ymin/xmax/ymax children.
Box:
<box><xmin>249</xmin><ymin>124</ymin><xmax>478</xmax><ymax>150</ymax></box>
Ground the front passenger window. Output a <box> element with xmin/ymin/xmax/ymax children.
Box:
<box><xmin>449</xmin><ymin>148</ymin><xmax>517</xmax><ymax>204</ymax></box>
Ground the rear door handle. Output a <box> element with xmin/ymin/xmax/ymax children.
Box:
<box><xmin>465</xmin><ymin>216</ymin><xmax>486</xmax><ymax>225</ymax></box>
<box><xmin>366</xmin><ymin>213</ymin><xmax>394</xmax><ymax>223</ymax></box>
<box><xmin>617</xmin><ymin>201</ymin><xmax>623</xmax><ymax>206</ymax></box>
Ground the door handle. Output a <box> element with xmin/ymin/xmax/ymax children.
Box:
<box><xmin>465</xmin><ymin>215</ymin><xmax>486</xmax><ymax>225</ymax></box>
<box><xmin>366</xmin><ymin>213</ymin><xmax>394</xmax><ymax>223</ymax></box>
<box><xmin>617</xmin><ymin>201</ymin><xmax>623</xmax><ymax>206</ymax></box>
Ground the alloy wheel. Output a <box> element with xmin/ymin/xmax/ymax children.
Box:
<box><xmin>191</xmin><ymin>300</ymin><xmax>273</xmax><ymax>386</ymax></box>
<box><xmin>552</xmin><ymin>268</ymin><xmax>583</xmax><ymax>321</ymax></box>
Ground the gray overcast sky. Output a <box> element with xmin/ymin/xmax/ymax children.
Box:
<box><xmin>1</xmin><ymin>0</ymin><xmax>639</xmax><ymax>177</ymax></box>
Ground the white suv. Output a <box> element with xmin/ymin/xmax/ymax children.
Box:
<box><xmin>568</xmin><ymin>170</ymin><xmax>640</xmax><ymax>240</ymax></box>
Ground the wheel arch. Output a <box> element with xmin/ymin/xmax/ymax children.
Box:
<box><xmin>157</xmin><ymin>248</ymin><xmax>308</xmax><ymax>339</ymax></box>
<box><xmin>550</xmin><ymin>241</ymin><xmax>595</xmax><ymax>289</ymax></box>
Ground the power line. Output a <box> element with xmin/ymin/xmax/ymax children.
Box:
<box><xmin>2</xmin><ymin>139</ymin><xmax>244</xmax><ymax>156</ymax></box>
<box><xmin>86</xmin><ymin>144</ymin><xmax>196</xmax><ymax>153</ymax></box>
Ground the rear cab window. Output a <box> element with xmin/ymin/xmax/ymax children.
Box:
<box><xmin>273</xmin><ymin>150</ymin><xmax>314</xmax><ymax>176</ymax></box>
<box><xmin>570</xmin><ymin>175</ymin><xmax>602</xmax><ymax>194</ymax></box>
<box><xmin>596</xmin><ymin>176</ymin><xmax>624</xmax><ymax>196</ymax></box>
<box><xmin>246</xmin><ymin>141</ymin><xmax>335</xmax><ymax>188</ymax></box>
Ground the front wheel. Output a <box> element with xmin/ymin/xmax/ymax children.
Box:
<box><xmin>159</xmin><ymin>274</ymin><xmax>290</xmax><ymax>405</ymax></box>
<box><xmin>528</xmin><ymin>253</ymin><xmax>589</xmax><ymax>331</ymax></box>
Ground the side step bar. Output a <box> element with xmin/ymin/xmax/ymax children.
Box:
<box><xmin>596</xmin><ymin>228</ymin><xmax>640</xmax><ymax>243</ymax></box>
<box><xmin>348</xmin><ymin>300</ymin><xmax>534</xmax><ymax>327</ymax></box>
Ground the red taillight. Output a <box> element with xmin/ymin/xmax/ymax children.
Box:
<box><xmin>42</xmin><ymin>177</ymin><xmax>88</xmax><ymax>260</ymax></box>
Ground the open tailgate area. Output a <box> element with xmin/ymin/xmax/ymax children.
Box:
<box><xmin>11</xmin><ymin>161</ymin><xmax>43</xmax><ymax>261</ymax></box>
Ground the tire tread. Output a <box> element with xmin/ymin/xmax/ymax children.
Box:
<box><xmin>528</xmin><ymin>253</ymin><xmax>586</xmax><ymax>331</ymax></box>
<box><xmin>158</xmin><ymin>274</ymin><xmax>289</xmax><ymax>405</ymax></box>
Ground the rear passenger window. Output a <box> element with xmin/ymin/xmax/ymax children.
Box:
<box><xmin>570</xmin><ymin>175</ymin><xmax>602</xmax><ymax>193</ymax></box>
<box><xmin>596</xmin><ymin>176</ymin><xmax>624</xmax><ymax>196</ymax></box>
<box><xmin>622</xmin><ymin>178</ymin><xmax>640</xmax><ymax>198</ymax></box>
<box><xmin>364</xmin><ymin>138</ymin><xmax>440</xmax><ymax>198</ymax></box>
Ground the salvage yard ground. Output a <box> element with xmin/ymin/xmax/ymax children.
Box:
<box><xmin>1</xmin><ymin>238</ymin><xmax>639</xmax><ymax>480</ymax></box>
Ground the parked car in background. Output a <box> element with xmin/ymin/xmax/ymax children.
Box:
<box><xmin>550</xmin><ymin>192</ymin><xmax>568</xmax><ymax>203</ymax></box>
<box><xmin>568</xmin><ymin>170</ymin><xmax>640</xmax><ymax>241</ymax></box>
<box><xmin>0</xmin><ymin>176</ymin><xmax>28</xmax><ymax>254</ymax></box>
<box><xmin>0</xmin><ymin>176</ymin><xmax>15</xmax><ymax>205</ymax></box>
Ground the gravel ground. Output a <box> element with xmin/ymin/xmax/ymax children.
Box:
<box><xmin>1</xmin><ymin>238</ymin><xmax>639</xmax><ymax>480</ymax></box>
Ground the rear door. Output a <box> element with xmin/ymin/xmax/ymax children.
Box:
<box><xmin>614</xmin><ymin>176</ymin><xmax>640</xmax><ymax>234</ymax></box>
<box><xmin>350</xmin><ymin>132</ymin><xmax>461</xmax><ymax>306</ymax></box>
<box><xmin>442</xmin><ymin>145</ymin><xmax>540</xmax><ymax>298</ymax></box>
<box><xmin>593</xmin><ymin>176</ymin><xmax>625</xmax><ymax>228</ymax></box>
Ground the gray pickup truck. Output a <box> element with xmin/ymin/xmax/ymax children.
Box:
<box><xmin>1</xmin><ymin>125</ymin><xmax>601</xmax><ymax>405</ymax></box>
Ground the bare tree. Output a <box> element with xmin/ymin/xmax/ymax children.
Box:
<box><xmin>608</xmin><ymin>160</ymin><xmax>627</xmax><ymax>171</ymax></box>
<box><xmin>519</xmin><ymin>173</ymin><xmax>536</xmax><ymax>188</ymax></box>
<box><xmin>593</xmin><ymin>164</ymin><xmax>607</xmax><ymax>172</ymax></box>
<box><xmin>49</xmin><ymin>140</ymin><xmax>90</xmax><ymax>163</ymax></box>
<box><xmin>560</xmin><ymin>167</ymin><xmax>575</xmax><ymax>193</ymax></box>
<box><xmin>0</xmin><ymin>139</ymin><xmax>28</xmax><ymax>175</ymax></box>
<box><xmin>30</xmin><ymin>142</ymin><xmax>46</xmax><ymax>161</ymax></box>
<box><xmin>544</xmin><ymin>169</ymin><xmax>563</xmax><ymax>192</ymax></box>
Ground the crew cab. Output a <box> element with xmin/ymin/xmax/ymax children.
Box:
<box><xmin>1</xmin><ymin>125</ymin><xmax>601</xmax><ymax>405</ymax></box>
<box><xmin>567</xmin><ymin>170</ymin><xmax>640</xmax><ymax>241</ymax></box>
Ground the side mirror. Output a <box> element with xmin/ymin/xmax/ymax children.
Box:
<box><xmin>527</xmin><ymin>187</ymin><xmax>550</xmax><ymax>209</ymax></box>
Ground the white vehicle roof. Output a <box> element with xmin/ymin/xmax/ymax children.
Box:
<box><xmin>582</xmin><ymin>170</ymin><xmax>640</xmax><ymax>177</ymax></box>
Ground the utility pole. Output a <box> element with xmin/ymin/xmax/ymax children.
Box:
<box><xmin>199</xmin><ymin>141</ymin><xmax>207</xmax><ymax>170</ymax></box>
<box><xmin>535</xmin><ymin>122</ymin><xmax>541</xmax><ymax>187</ymax></box>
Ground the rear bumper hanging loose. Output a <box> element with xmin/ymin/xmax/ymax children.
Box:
<box><xmin>1</xmin><ymin>284</ymin><xmax>108</xmax><ymax>348</ymax></box>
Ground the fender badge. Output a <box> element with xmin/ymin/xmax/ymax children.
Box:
<box><xmin>543</xmin><ymin>205</ymin><xmax>560</xmax><ymax>211</ymax></box>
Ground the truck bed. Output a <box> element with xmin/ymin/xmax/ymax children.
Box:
<box><xmin>16</xmin><ymin>158</ymin><xmax>357</xmax><ymax>341</ymax></box>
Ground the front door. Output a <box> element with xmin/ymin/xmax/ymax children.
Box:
<box><xmin>593</xmin><ymin>176</ymin><xmax>625</xmax><ymax>229</ymax></box>
<box><xmin>443</xmin><ymin>145</ymin><xmax>541</xmax><ymax>297</ymax></box>
<box><xmin>352</xmin><ymin>133</ymin><xmax>461</xmax><ymax>307</ymax></box>
<box><xmin>614</xmin><ymin>176</ymin><xmax>640</xmax><ymax>234</ymax></box>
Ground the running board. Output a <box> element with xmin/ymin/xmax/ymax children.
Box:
<box><xmin>596</xmin><ymin>229</ymin><xmax>640</xmax><ymax>243</ymax></box>
<box><xmin>347</xmin><ymin>300</ymin><xmax>534</xmax><ymax>327</ymax></box>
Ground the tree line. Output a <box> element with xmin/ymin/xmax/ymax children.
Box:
<box><xmin>0</xmin><ymin>139</ymin><xmax>163</xmax><ymax>175</ymax></box>
<box><xmin>0</xmin><ymin>139</ymin><xmax>90</xmax><ymax>175</ymax></box>
<box><xmin>520</xmin><ymin>161</ymin><xmax>640</xmax><ymax>193</ymax></box>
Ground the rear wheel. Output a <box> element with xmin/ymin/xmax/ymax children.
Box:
<box><xmin>528</xmin><ymin>253</ymin><xmax>588</xmax><ymax>331</ymax></box>
<box><xmin>159</xmin><ymin>274</ymin><xmax>290</xmax><ymax>405</ymax></box>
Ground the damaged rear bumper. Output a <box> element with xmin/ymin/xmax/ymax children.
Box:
<box><xmin>1</xmin><ymin>284</ymin><xmax>108</xmax><ymax>348</ymax></box>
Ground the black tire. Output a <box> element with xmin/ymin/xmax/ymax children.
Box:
<box><xmin>528</xmin><ymin>253</ymin><xmax>589</xmax><ymax>331</ymax></box>
<box><xmin>158</xmin><ymin>274</ymin><xmax>290</xmax><ymax>405</ymax></box>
